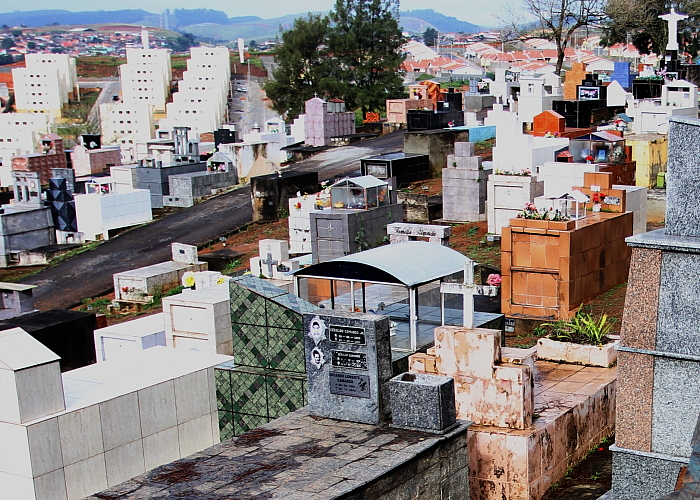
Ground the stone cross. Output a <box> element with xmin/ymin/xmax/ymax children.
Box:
<box><xmin>261</xmin><ymin>252</ymin><xmax>278</xmax><ymax>276</ymax></box>
<box><xmin>440</xmin><ymin>260</ymin><xmax>498</xmax><ymax>329</ymax></box>
<box><xmin>660</xmin><ymin>8</ymin><xmax>688</xmax><ymax>51</ymax></box>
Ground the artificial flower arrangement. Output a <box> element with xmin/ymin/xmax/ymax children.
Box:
<box><xmin>585</xmin><ymin>155</ymin><xmax>595</xmax><ymax>163</ymax></box>
<box><xmin>486</xmin><ymin>274</ymin><xmax>502</xmax><ymax>286</ymax></box>
<box><xmin>543</xmin><ymin>131</ymin><xmax>560</xmax><ymax>138</ymax></box>
<box><xmin>494</xmin><ymin>168</ymin><xmax>531</xmax><ymax>176</ymax></box>
<box><xmin>517</xmin><ymin>203</ymin><xmax>570</xmax><ymax>221</ymax></box>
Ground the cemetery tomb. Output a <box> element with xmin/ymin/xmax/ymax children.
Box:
<box><xmin>87</xmin><ymin>406</ymin><xmax>472</xmax><ymax>500</ymax></box>
<box><xmin>607</xmin><ymin>80</ymin><xmax>633</xmax><ymax>108</ymax></box>
<box><xmin>404</xmin><ymin>127</ymin><xmax>497</xmax><ymax>178</ymax></box>
<box><xmin>303</xmin><ymin>310</ymin><xmax>393</xmax><ymax>425</ymax></box>
<box><xmin>250</xmin><ymin>170</ymin><xmax>319</xmax><ymax>223</ymax></box>
<box><xmin>163</xmin><ymin>169</ymin><xmax>238</xmax><ymax>208</ymax></box>
<box><xmin>407</xmin><ymin>88</ymin><xmax>465</xmax><ymax>131</ymax></box>
<box><xmin>396</xmin><ymin>191</ymin><xmax>443</xmax><ymax>224</ymax></box>
<box><xmin>568</xmin><ymin>131</ymin><xmax>636</xmax><ymax>185</ymax></box>
<box><xmin>94</xmin><ymin>312</ymin><xmax>166</xmax><ymax>362</ymax></box>
<box><xmin>132</xmin><ymin>158</ymin><xmax>208</xmax><ymax>209</ymax></box>
<box><xmin>607</xmin><ymin>116</ymin><xmax>700</xmax><ymax>500</ymax></box>
<box><xmin>570</xmin><ymin>171</ymin><xmax>648</xmax><ymax>235</ymax></box>
<box><xmin>249</xmin><ymin>238</ymin><xmax>300</xmax><ymax>281</ymax></box>
<box><xmin>552</xmin><ymin>99</ymin><xmax>608</xmax><ymax>128</ymax></box>
<box><xmin>538</xmin><ymin>161</ymin><xmax>600</xmax><ymax>198</ymax></box>
<box><xmin>0</xmin><ymin>330</ymin><xmax>229</xmax><ymax>500</ymax></box>
<box><xmin>309</xmin><ymin>176</ymin><xmax>401</xmax><ymax>263</ymax></box>
<box><xmin>360</xmin><ymin>151</ymin><xmax>430</xmax><ymax>189</ymax></box>
<box><xmin>0</xmin><ymin>309</ymin><xmax>98</xmax><ymax>372</ymax></box>
<box><xmin>303</xmin><ymin>96</ymin><xmax>355</xmax><ymax>147</ymax></box>
<box><xmin>294</xmin><ymin>241</ymin><xmax>503</xmax><ymax>354</ymax></box>
<box><xmin>442</xmin><ymin>141</ymin><xmax>493</xmax><ymax>222</ymax></box>
<box><xmin>626</xmin><ymin>133</ymin><xmax>669</xmax><ymax>188</ymax></box>
<box><xmin>216</xmin><ymin>275</ymin><xmax>317</xmax><ymax>438</ymax></box>
<box><xmin>385</xmin><ymin>97</ymin><xmax>434</xmax><ymax>123</ymax></box>
<box><xmin>610</xmin><ymin>61</ymin><xmax>635</xmax><ymax>89</ymax></box>
<box><xmin>501</xmin><ymin>211</ymin><xmax>633</xmax><ymax>320</ymax></box>
<box><xmin>162</xmin><ymin>285</ymin><xmax>231</xmax><ymax>354</ymax></box>
<box><xmin>0</xmin><ymin>282</ymin><xmax>37</xmax><ymax>320</ymax></box>
<box><xmin>487</xmin><ymin>171</ymin><xmax>545</xmax><ymax>235</ymax></box>
<box><xmin>287</xmin><ymin>192</ymin><xmax>330</xmax><ymax>254</ymax></box>
<box><xmin>409</xmin><ymin>325</ymin><xmax>617</xmax><ymax>500</ymax></box>
<box><xmin>113</xmin><ymin>243</ymin><xmax>207</xmax><ymax>303</ymax></box>
<box><xmin>531</xmin><ymin>109</ymin><xmax>594</xmax><ymax>138</ymax></box>
<box><xmin>563</xmin><ymin>62</ymin><xmax>589</xmax><ymax>100</ymax></box>
<box><xmin>517</xmin><ymin>75</ymin><xmax>562</xmax><ymax>124</ymax></box>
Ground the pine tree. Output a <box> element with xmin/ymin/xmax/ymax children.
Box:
<box><xmin>328</xmin><ymin>0</ymin><xmax>407</xmax><ymax>115</ymax></box>
<box><xmin>264</xmin><ymin>14</ymin><xmax>333</xmax><ymax>120</ymax></box>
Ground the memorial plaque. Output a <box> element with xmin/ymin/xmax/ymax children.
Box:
<box><xmin>603</xmin><ymin>196</ymin><xmax>621</xmax><ymax>205</ymax></box>
<box><xmin>304</xmin><ymin>311</ymin><xmax>392</xmax><ymax>424</ymax></box>
<box><xmin>332</xmin><ymin>350</ymin><xmax>368</xmax><ymax>370</ymax></box>
<box><xmin>329</xmin><ymin>325</ymin><xmax>366</xmax><ymax>344</ymax></box>
<box><xmin>366</xmin><ymin>164</ymin><xmax>388</xmax><ymax>178</ymax></box>
<box><xmin>329</xmin><ymin>372</ymin><xmax>371</xmax><ymax>398</ymax></box>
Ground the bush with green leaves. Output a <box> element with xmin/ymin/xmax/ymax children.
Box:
<box><xmin>541</xmin><ymin>308</ymin><xmax>615</xmax><ymax>346</ymax></box>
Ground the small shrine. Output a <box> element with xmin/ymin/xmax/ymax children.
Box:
<box><xmin>329</xmin><ymin>175</ymin><xmax>389</xmax><ymax>210</ymax></box>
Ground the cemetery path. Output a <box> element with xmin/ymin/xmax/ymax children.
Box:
<box><xmin>20</xmin><ymin>131</ymin><xmax>406</xmax><ymax>310</ymax></box>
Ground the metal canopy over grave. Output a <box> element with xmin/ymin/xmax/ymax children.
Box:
<box><xmin>294</xmin><ymin>241</ymin><xmax>500</xmax><ymax>352</ymax></box>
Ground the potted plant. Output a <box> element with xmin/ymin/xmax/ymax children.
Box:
<box><xmin>536</xmin><ymin>309</ymin><xmax>618</xmax><ymax>367</ymax></box>
<box><xmin>511</xmin><ymin>203</ymin><xmax>575</xmax><ymax>230</ymax></box>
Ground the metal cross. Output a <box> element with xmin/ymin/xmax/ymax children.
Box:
<box><xmin>261</xmin><ymin>252</ymin><xmax>278</xmax><ymax>276</ymax></box>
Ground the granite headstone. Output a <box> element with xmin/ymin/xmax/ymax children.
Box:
<box><xmin>303</xmin><ymin>310</ymin><xmax>392</xmax><ymax>425</ymax></box>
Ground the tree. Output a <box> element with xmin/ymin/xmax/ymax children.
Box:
<box><xmin>500</xmin><ymin>0</ymin><xmax>606</xmax><ymax>74</ymax></box>
<box><xmin>248</xmin><ymin>40</ymin><xmax>258</xmax><ymax>51</ymax></box>
<box><xmin>1</xmin><ymin>38</ymin><xmax>15</xmax><ymax>49</ymax></box>
<box><xmin>602</xmin><ymin>0</ymin><xmax>700</xmax><ymax>57</ymax></box>
<box><xmin>328</xmin><ymin>0</ymin><xmax>406</xmax><ymax>114</ymax></box>
<box><xmin>423</xmin><ymin>27</ymin><xmax>438</xmax><ymax>46</ymax></box>
<box><xmin>27</xmin><ymin>41</ymin><xmax>36</xmax><ymax>50</ymax></box>
<box><xmin>12</xmin><ymin>30</ymin><xmax>22</xmax><ymax>37</ymax></box>
<box><xmin>264</xmin><ymin>14</ymin><xmax>333</xmax><ymax>120</ymax></box>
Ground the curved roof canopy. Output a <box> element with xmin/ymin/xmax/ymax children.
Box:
<box><xmin>295</xmin><ymin>241</ymin><xmax>470</xmax><ymax>287</ymax></box>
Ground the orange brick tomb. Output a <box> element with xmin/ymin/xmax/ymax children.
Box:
<box><xmin>501</xmin><ymin>212</ymin><xmax>633</xmax><ymax>319</ymax></box>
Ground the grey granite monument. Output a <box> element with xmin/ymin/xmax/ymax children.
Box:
<box><xmin>608</xmin><ymin>116</ymin><xmax>700</xmax><ymax>500</ymax></box>
<box><xmin>303</xmin><ymin>310</ymin><xmax>392</xmax><ymax>425</ymax></box>
<box><xmin>389</xmin><ymin>372</ymin><xmax>458</xmax><ymax>433</ymax></box>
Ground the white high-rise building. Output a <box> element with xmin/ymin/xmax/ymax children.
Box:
<box><xmin>119</xmin><ymin>31</ymin><xmax>172</xmax><ymax>112</ymax></box>
<box><xmin>12</xmin><ymin>54</ymin><xmax>79</xmax><ymax>117</ymax></box>
<box><xmin>99</xmin><ymin>102</ymin><xmax>156</xmax><ymax>162</ymax></box>
<box><xmin>0</xmin><ymin>113</ymin><xmax>55</xmax><ymax>186</ymax></box>
<box><xmin>159</xmin><ymin>47</ymin><xmax>231</xmax><ymax>138</ymax></box>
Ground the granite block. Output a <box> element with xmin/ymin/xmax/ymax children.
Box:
<box><xmin>303</xmin><ymin>311</ymin><xmax>393</xmax><ymax>425</ymax></box>
<box><xmin>615</xmin><ymin>351</ymin><xmax>654</xmax><ymax>452</ymax></box>
<box><xmin>389</xmin><ymin>373</ymin><xmax>457</xmax><ymax>432</ymax></box>
<box><xmin>611</xmin><ymin>447</ymin><xmax>683</xmax><ymax>500</ymax></box>
<box><xmin>666</xmin><ymin>117</ymin><xmax>700</xmax><ymax>237</ymax></box>
<box><xmin>620</xmin><ymin>248</ymin><xmax>661</xmax><ymax>350</ymax></box>
<box><xmin>652</xmin><ymin>357</ymin><xmax>700</xmax><ymax>457</ymax></box>
<box><xmin>657</xmin><ymin>252</ymin><xmax>700</xmax><ymax>356</ymax></box>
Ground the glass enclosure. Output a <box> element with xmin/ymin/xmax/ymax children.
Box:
<box><xmin>296</xmin><ymin>270</ymin><xmax>466</xmax><ymax>352</ymax></box>
<box><xmin>569</xmin><ymin>137</ymin><xmax>626</xmax><ymax>164</ymax></box>
<box><xmin>330</xmin><ymin>179</ymin><xmax>388</xmax><ymax>209</ymax></box>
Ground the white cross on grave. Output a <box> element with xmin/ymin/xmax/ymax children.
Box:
<box><xmin>440</xmin><ymin>260</ymin><xmax>498</xmax><ymax>329</ymax></box>
<box><xmin>261</xmin><ymin>252</ymin><xmax>278</xmax><ymax>277</ymax></box>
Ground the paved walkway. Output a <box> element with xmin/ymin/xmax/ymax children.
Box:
<box><xmin>21</xmin><ymin>131</ymin><xmax>405</xmax><ymax>310</ymax></box>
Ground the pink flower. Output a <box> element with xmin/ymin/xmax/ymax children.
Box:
<box><xmin>487</xmin><ymin>274</ymin><xmax>502</xmax><ymax>286</ymax></box>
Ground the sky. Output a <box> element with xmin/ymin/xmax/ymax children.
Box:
<box><xmin>3</xmin><ymin>0</ymin><xmax>509</xmax><ymax>27</ymax></box>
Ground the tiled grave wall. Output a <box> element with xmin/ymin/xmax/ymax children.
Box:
<box><xmin>216</xmin><ymin>278</ymin><xmax>316</xmax><ymax>438</ymax></box>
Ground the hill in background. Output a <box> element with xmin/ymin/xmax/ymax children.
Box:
<box><xmin>0</xmin><ymin>8</ymin><xmax>481</xmax><ymax>42</ymax></box>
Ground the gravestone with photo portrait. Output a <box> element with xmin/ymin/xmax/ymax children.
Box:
<box><xmin>303</xmin><ymin>310</ymin><xmax>392</xmax><ymax>425</ymax></box>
